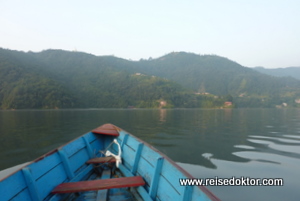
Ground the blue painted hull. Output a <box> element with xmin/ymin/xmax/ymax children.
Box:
<box><xmin>0</xmin><ymin>124</ymin><xmax>219</xmax><ymax>201</ymax></box>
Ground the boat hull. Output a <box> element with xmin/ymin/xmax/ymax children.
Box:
<box><xmin>0</xmin><ymin>124</ymin><xmax>219</xmax><ymax>201</ymax></box>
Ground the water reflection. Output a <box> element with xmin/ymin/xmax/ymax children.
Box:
<box><xmin>159</xmin><ymin>109</ymin><xmax>167</xmax><ymax>123</ymax></box>
<box><xmin>1</xmin><ymin>109</ymin><xmax>300</xmax><ymax>170</ymax></box>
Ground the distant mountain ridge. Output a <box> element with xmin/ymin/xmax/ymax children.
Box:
<box><xmin>253</xmin><ymin>66</ymin><xmax>300</xmax><ymax>80</ymax></box>
<box><xmin>1</xmin><ymin>48</ymin><xmax>300</xmax><ymax>109</ymax></box>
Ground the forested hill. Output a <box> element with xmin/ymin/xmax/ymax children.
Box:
<box><xmin>0</xmin><ymin>48</ymin><xmax>227</xmax><ymax>109</ymax></box>
<box><xmin>133</xmin><ymin>52</ymin><xmax>300</xmax><ymax>96</ymax></box>
<box><xmin>0</xmin><ymin>49</ymin><xmax>76</xmax><ymax>109</ymax></box>
<box><xmin>1</xmin><ymin>48</ymin><xmax>300</xmax><ymax>109</ymax></box>
<box><xmin>132</xmin><ymin>52</ymin><xmax>300</xmax><ymax>107</ymax></box>
<box><xmin>253</xmin><ymin>67</ymin><xmax>300</xmax><ymax>80</ymax></box>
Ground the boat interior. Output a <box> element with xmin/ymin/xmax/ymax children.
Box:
<box><xmin>0</xmin><ymin>124</ymin><xmax>217</xmax><ymax>201</ymax></box>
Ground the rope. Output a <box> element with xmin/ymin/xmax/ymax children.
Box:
<box><xmin>98</xmin><ymin>139</ymin><xmax>122</xmax><ymax>168</ymax></box>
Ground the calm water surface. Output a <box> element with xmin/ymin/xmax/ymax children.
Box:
<box><xmin>1</xmin><ymin>109</ymin><xmax>300</xmax><ymax>201</ymax></box>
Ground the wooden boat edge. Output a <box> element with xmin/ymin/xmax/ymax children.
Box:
<box><xmin>0</xmin><ymin>123</ymin><xmax>220</xmax><ymax>201</ymax></box>
<box><xmin>118</xmin><ymin>125</ymin><xmax>220</xmax><ymax>201</ymax></box>
<box><xmin>0</xmin><ymin>130</ymin><xmax>88</xmax><ymax>182</ymax></box>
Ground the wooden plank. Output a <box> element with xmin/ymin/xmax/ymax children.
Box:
<box><xmin>28</xmin><ymin>152</ymin><xmax>61</xmax><ymax>181</ymax></box>
<box><xmin>68</xmin><ymin>148</ymin><xmax>90</xmax><ymax>174</ymax></box>
<box><xmin>89</xmin><ymin>132</ymin><xmax>105</xmax><ymax>156</ymax></box>
<box><xmin>48</xmin><ymin>165</ymin><xmax>94</xmax><ymax>201</ymax></box>
<box><xmin>149</xmin><ymin>157</ymin><xmax>164</xmax><ymax>200</ymax></box>
<box><xmin>86</xmin><ymin>156</ymin><xmax>116</xmax><ymax>164</ymax></box>
<box><xmin>52</xmin><ymin>176</ymin><xmax>145</xmax><ymax>194</ymax></box>
<box><xmin>22</xmin><ymin>168</ymin><xmax>40</xmax><ymax>201</ymax></box>
<box><xmin>121</xmin><ymin>133</ymin><xmax>129</xmax><ymax>150</ymax></box>
<box><xmin>11</xmin><ymin>189</ymin><xmax>33</xmax><ymax>201</ymax></box>
<box><xmin>121</xmin><ymin>143</ymin><xmax>135</xmax><ymax>170</ymax></box>
<box><xmin>119</xmin><ymin>132</ymin><xmax>190</xmax><ymax>201</ymax></box>
<box><xmin>82</xmin><ymin>135</ymin><xmax>94</xmax><ymax>158</ymax></box>
<box><xmin>156</xmin><ymin>159</ymin><xmax>185</xmax><ymax>200</ymax></box>
<box><xmin>123</xmin><ymin>133</ymin><xmax>161</xmax><ymax>166</ymax></box>
<box><xmin>183</xmin><ymin>185</ymin><xmax>193</xmax><ymax>201</ymax></box>
<box><xmin>0</xmin><ymin>169</ymin><xmax>32</xmax><ymax>201</ymax></box>
<box><xmin>96</xmin><ymin>169</ymin><xmax>111</xmax><ymax>201</ymax></box>
<box><xmin>135</xmin><ymin>157</ymin><xmax>154</xmax><ymax>186</ymax></box>
<box><xmin>131</xmin><ymin>143</ymin><xmax>144</xmax><ymax>174</ymax></box>
<box><xmin>58</xmin><ymin>149</ymin><xmax>74</xmax><ymax>180</ymax></box>
<box><xmin>35</xmin><ymin>163</ymin><xmax>67</xmax><ymax>200</ymax></box>
<box><xmin>92</xmin><ymin>124</ymin><xmax>120</xmax><ymax>136</ymax></box>
<box><xmin>63</xmin><ymin>138</ymin><xmax>86</xmax><ymax>158</ymax></box>
<box><xmin>156</xmin><ymin>175</ymin><xmax>183</xmax><ymax>201</ymax></box>
<box><xmin>118</xmin><ymin>164</ymin><xmax>152</xmax><ymax>201</ymax></box>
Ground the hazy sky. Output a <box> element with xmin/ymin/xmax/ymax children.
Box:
<box><xmin>1</xmin><ymin>0</ymin><xmax>299</xmax><ymax>68</ymax></box>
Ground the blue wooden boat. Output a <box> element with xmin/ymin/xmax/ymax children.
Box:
<box><xmin>0</xmin><ymin>124</ymin><xmax>219</xmax><ymax>201</ymax></box>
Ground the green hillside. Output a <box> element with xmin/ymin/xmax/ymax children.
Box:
<box><xmin>0</xmin><ymin>49</ymin><xmax>76</xmax><ymax>109</ymax></box>
<box><xmin>133</xmin><ymin>52</ymin><xmax>300</xmax><ymax>107</ymax></box>
<box><xmin>134</xmin><ymin>52</ymin><xmax>300</xmax><ymax>95</ymax></box>
<box><xmin>1</xmin><ymin>48</ymin><xmax>300</xmax><ymax>109</ymax></box>
<box><xmin>0</xmin><ymin>49</ymin><xmax>226</xmax><ymax>109</ymax></box>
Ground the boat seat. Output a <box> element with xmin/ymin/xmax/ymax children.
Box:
<box><xmin>86</xmin><ymin>156</ymin><xmax>116</xmax><ymax>164</ymax></box>
<box><xmin>52</xmin><ymin>176</ymin><xmax>145</xmax><ymax>194</ymax></box>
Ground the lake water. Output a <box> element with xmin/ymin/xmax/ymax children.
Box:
<box><xmin>1</xmin><ymin>109</ymin><xmax>300</xmax><ymax>201</ymax></box>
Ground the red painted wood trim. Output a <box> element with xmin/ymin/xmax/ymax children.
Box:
<box><xmin>52</xmin><ymin>176</ymin><xmax>145</xmax><ymax>194</ymax></box>
<box><xmin>92</xmin><ymin>124</ymin><xmax>120</xmax><ymax>136</ymax></box>
<box><xmin>86</xmin><ymin>156</ymin><xmax>116</xmax><ymax>164</ymax></box>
